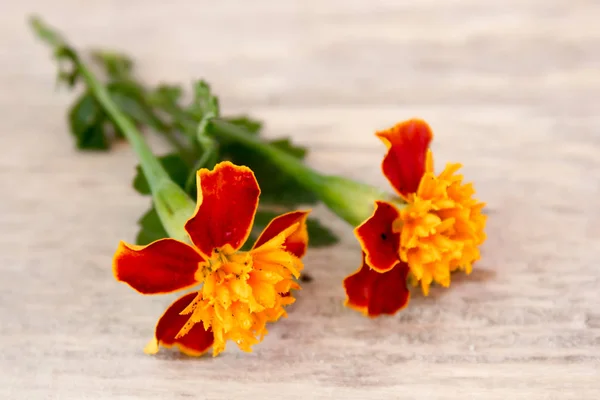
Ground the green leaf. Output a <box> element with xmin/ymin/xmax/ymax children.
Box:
<box><xmin>247</xmin><ymin>209</ymin><xmax>338</xmax><ymax>250</ymax></box>
<box><xmin>269</xmin><ymin>138</ymin><xmax>307</xmax><ymax>158</ymax></box>
<box><xmin>133</xmin><ymin>153</ymin><xmax>190</xmax><ymax>195</ymax></box>
<box><xmin>255</xmin><ymin>168</ymin><xmax>318</xmax><ymax>206</ymax></box>
<box><xmin>220</xmin><ymin>140</ymin><xmax>317</xmax><ymax>206</ymax></box>
<box><xmin>149</xmin><ymin>85</ymin><xmax>183</xmax><ymax>110</ymax></box>
<box><xmin>91</xmin><ymin>50</ymin><xmax>134</xmax><ymax>81</ymax></box>
<box><xmin>149</xmin><ymin>84</ymin><xmax>198</xmax><ymax>140</ymax></box>
<box><xmin>224</xmin><ymin>116</ymin><xmax>262</xmax><ymax>135</ymax></box>
<box><xmin>67</xmin><ymin>83</ymin><xmax>169</xmax><ymax>150</ymax></box>
<box><xmin>213</xmin><ymin>119</ymin><xmax>313</xmax><ymax>205</ymax></box>
<box><xmin>68</xmin><ymin>91</ymin><xmax>110</xmax><ymax>150</ymax></box>
<box><xmin>209</xmin><ymin>113</ymin><xmax>314</xmax><ymax>206</ymax></box>
<box><xmin>187</xmin><ymin>80</ymin><xmax>220</xmax><ymax>120</ymax></box>
<box><xmin>135</xmin><ymin>206</ymin><xmax>168</xmax><ymax>245</ymax></box>
<box><xmin>108</xmin><ymin>81</ymin><xmax>168</xmax><ymax>133</ymax></box>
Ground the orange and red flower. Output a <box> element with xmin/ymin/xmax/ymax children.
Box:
<box><xmin>113</xmin><ymin>161</ymin><xmax>310</xmax><ymax>356</ymax></box>
<box><xmin>344</xmin><ymin>119</ymin><xmax>487</xmax><ymax>317</ymax></box>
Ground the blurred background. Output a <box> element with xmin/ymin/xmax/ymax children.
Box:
<box><xmin>4</xmin><ymin>1</ymin><xmax>599</xmax><ymax>187</ymax></box>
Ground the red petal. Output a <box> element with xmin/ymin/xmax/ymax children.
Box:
<box><xmin>113</xmin><ymin>239</ymin><xmax>203</xmax><ymax>295</ymax></box>
<box><xmin>185</xmin><ymin>162</ymin><xmax>260</xmax><ymax>256</ymax></box>
<box><xmin>343</xmin><ymin>255</ymin><xmax>410</xmax><ymax>317</ymax></box>
<box><xmin>354</xmin><ymin>201</ymin><xmax>400</xmax><ymax>273</ymax></box>
<box><xmin>252</xmin><ymin>210</ymin><xmax>311</xmax><ymax>258</ymax></box>
<box><xmin>150</xmin><ymin>292</ymin><xmax>214</xmax><ymax>356</ymax></box>
<box><xmin>376</xmin><ymin>119</ymin><xmax>433</xmax><ymax>197</ymax></box>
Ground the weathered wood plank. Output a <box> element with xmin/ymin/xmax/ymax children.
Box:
<box><xmin>1</xmin><ymin>0</ymin><xmax>599</xmax><ymax>398</ymax></box>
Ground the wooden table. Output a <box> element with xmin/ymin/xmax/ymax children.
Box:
<box><xmin>2</xmin><ymin>1</ymin><xmax>599</xmax><ymax>398</ymax></box>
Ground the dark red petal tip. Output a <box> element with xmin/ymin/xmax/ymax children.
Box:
<box><xmin>185</xmin><ymin>161</ymin><xmax>261</xmax><ymax>255</ymax></box>
<box><xmin>252</xmin><ymin>210</ymin><xmax>311</xmax><ymax>258</ymax></box>
<box><xmin>113</xmin><ymin>239</ymin><xmax>203</xmax><ymax>295</ymax></box>
<box><xmin>376</xmin><ymin>119</ymin><xmax>433</xmax><ymax>197</ymax></box>
<box><xmin>149</xmin><ymin>292</ymin><xmax>214</xmax><ymax>356</ymax></box>
<box><xmin>343</xmin><ymin>255</ymin><xmax>410</xmax><ymax>317</ymax></box>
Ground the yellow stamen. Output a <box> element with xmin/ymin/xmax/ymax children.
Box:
<box><xmin>177</xmin><ymin>228</ymin><xmax>303</xmax><ymax>356</ymax></box>
<box><xmin>394</xmin><ymin>155</ymin><xmax>486</xmax><ymax>295</ymax></box>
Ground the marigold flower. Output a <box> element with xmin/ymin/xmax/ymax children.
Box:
<box><xmin>344</xmin><ymin>119</ymin><xmax>486</xmax><ymax>316</ymax></box>
<box><xmin>113</xmin><ymin>161</ymin><xmax>310</xmax><ymax>356</ymax></box>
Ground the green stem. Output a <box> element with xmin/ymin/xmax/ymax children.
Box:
<box><xmin>210</xmin><ymin>119</ymin><xmax>393</xmax><ymax>227</ymax></box>
<box><xmin>31</xmin><ymin>17</ymin><xmax>195</xmax><ymax>242</ymax></box>
<box><xmin>79</xmin><ymin>67</ymin><xmax>169</xmax><ymax>184</ymax></box>
<box><xmin>81</xmin><ymin>66</ymin><xmax>196</xmax><ymax>242</ymax></box>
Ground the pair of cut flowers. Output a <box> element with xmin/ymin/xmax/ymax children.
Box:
<box><xmin>344</xmin><ymin>119</ymin><xmax>487</xmax><ymax>317</ymax></box>
<box><xmin>114</xmin><ymin>162</ymin><xmax>310</xmax><ymax>356</ymax></box>
<box><xmin>31</xmin><ymin>18</ymin><xmax>487</xmax><ymax>357</ymax></box>
<box><xmin>111</xmin><ymin>118</ymin><xmax>486</xmax><ymax>358</ymax></box>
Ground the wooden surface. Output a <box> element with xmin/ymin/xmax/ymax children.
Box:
<box><xmin>1</xmin><ymin>1</ymin><xmax>600</xmax><ymax>399</ymax></box>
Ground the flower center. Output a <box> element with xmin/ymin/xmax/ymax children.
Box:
<box><xmin>393</xmin><ymin>162</ymin><xmax>486</xmax><ymax>295</ymax></box>
<box><xmin>179</xmin><ymin>241</ymin><xmax>303</xmax><ymax>356</ymax></box>
<box><xmin>191</xmin><ymin>244</ymin><xmax>251</xmax><ymax>283</ymax></box>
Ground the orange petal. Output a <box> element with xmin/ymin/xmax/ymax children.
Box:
<box><xmin>376</xmin><ymin>119</ymin><xmax>433</xmax><ymax>197</ymax></box>
<box><xmin>185</xmin><ymin>162</ymin><xmax>260</xmax><ymax>256</ymax></box>
<box><xmin>354</xmin><ymin>201</ymin><xmax>400</xmax><ymax>273</ymax></box>
<box><xmin>252</xmin><ymin>210</ymin><xmax>311</xmax><ymax>258</ymax></box>
<box><xmin>343</xmin><ymin>254</ymin><xmax>410</xmax><ymax>317</ymax></box>
<box><xmin>145</xmin><ymin>292</ymin><xmax>214</xmax><ymax>356</ymax></box>
<box><xmin>113</xmin><ymin>239</ymin><xmax>203</xmax><ymax>295</ymax></box>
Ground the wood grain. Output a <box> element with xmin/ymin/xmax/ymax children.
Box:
<box><xmin>1</xmin><ymin>0</ymin><xmax>599</xmax><ymax>398</ymax></box>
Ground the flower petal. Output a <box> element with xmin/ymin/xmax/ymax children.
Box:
<box><xmin>376</xmin><ymin>119</ymin><xmax>433</xmax><ymax>197</ymax></box>
<box><xmin>113</xmin><ymin>239</ymin><xmax>203</xmax><ymax>294</ymax></box>
<box><xmin>343</xmin><ymin>255</ymin><xmax>410</xmax><ymax>317</ymax></box>
<box><xmin>144</xmin><ymin>292</ymin><xmax>214</xmax><ymax>357</ymax></box>
<box><xmin>354</xmin><ymin>201</ymin><xmax>401</xmax><ymax>273</ymax></box>
<box><xmin>185</xmin><ymin>161</ymin><xmax>261</xmax><ymax>256</ymax></box>
<box><xmin>252</xmin><ymin>210</ymin><xmax>311</xmax><ymax>258</ymax></box>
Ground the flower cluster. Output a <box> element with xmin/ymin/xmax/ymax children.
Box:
<box><xmin>113</xmin><ymin>119</ymin><xmax>487</xmax><ymax>359</ymax></box>
<box><xmin>114</xmin><ymin>162</ymin><xmax>310</xmax><ymax>356</ymax></box>
<box><xmin>344</xmin><ymin>119</ymin><xmax>487</xmax><ymax>316</ymax></box>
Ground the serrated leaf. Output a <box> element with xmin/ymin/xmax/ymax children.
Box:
<box><xmin>246</xmin><ymin>209</ymin><xmax>338</xmax><ymax>250</ymax></box>
<box><xmin>133</xmin><ymin>153</ymin><xmax>190</xmax><ymax>195</ymax></box>
<box><xmin>135</xmin><ymin>206</ymin><xmax>168</xmax><ymax>245</ymax></box>
<box><xmin>68</xmin><ymin>92</ymin><xmax>110</xmax><ymax>150</ymax></box>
